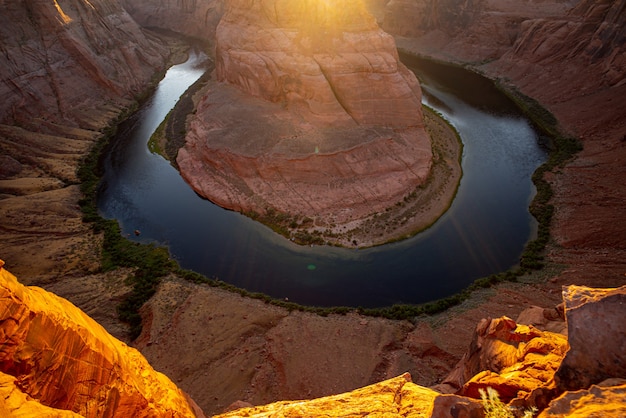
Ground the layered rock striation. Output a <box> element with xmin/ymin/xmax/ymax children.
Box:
<box><xmin>177</xmin><ymin>0</ymin><xmax>434</xmax><ymax>239</ymax></box>
<box><xmin>122</xmin><ymin>0</ymin><xmax>225</xmax><ymax>41</ymax></box>
<box><xmin>0</xmin><ymin>260</ymin><xmax>203</xmax><ymax>417</ymax></box>
<box><xmin>0</xmin><ymin>0</ymin><xmax>167</xmax><ymax>129</ymax></box>
<box><xmin>0</xmin><ymin>0</ymin><xmax>170</xmax><ymax>284</ymax></box>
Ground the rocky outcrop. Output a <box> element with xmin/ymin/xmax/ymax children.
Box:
<box><xmin>2</xmin><ymin>255</ymin><xmax>625</xmax><ymax>417</ymax></box>
<box><xmin>539</xmin><ymin>379</ymin><xmax>626</xmax><ymax>418</ymax></box>
<box><xmin>122</xmin><ymin>0</ymin><xmax>225</xmax><ymax>41</ymax></box>
<box><xmin>209</xmin><ymin>284</ymin><xmax>625</xmax><ymax>416</ymax></box>
<box><xmin>214</xmin><ymin>373</ymin><xmax>440</xmax><ymax>418</ymax></box>
<box><xmin>555</xmin><ymin>285</ymin><xmax>626</xmax><ymax>391</ymax></box>
<box><xmin>177</xmin><ymin>0</ymin><xmax>434</xmax><ymax>239</ymax></box>
<box><xmin>437</xmin><ymin>316</ymin><xmax>568</xmax><ymax>410</ymax></box>
<box><xmin>0</xmin><ymin>261</ymin><xmax>203</xmax><ymax>417</ymax></box>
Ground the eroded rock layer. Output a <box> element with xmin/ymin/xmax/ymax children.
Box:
<box><xmin>0</xmin><ymin>0</ymin><xmax>170</xmax><ymax>285</ymax></box>
<box><xmin>0</xmin><ymin>0</ymin><xmax>167</xmax><ymax>129</ymax></box>
<box><xmin>122</xmin><ymin>0</ymin><xmax>225</xmax><ymax>41</ymax></box>
<box><xmin>0</xmin><ymin>261</ymin><xmax>202</xmax><ymax>417</ymax></box>
<box><xmin>178</xmin><ymin>0</ymin><xmax>432</xmax><ymax>227</ymax></box>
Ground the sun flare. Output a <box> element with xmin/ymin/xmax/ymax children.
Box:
<box><xmin>278</xmin><ymin>0</ymin><xmax>374</xmax><ymax>36</ymax></box>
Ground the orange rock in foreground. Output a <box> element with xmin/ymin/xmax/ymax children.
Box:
<box><xmin>0</xmin><ymin>261</ymin><xmax>203</xmax><ymax>418</ymax></box>
<box><xmin>215</xmin><ymin>373</ymin><xmax>439</xmax><ymax>418</ymax></box>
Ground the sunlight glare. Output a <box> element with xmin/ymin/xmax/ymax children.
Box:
<box><xmin>54</xmin><ymin>0</ymin><xmax>72</xmax><ymax>24</ymax></box>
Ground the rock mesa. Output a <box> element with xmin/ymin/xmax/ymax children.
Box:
<box><xmin>177</xmin><ymin>0</ymin><xmax>432</xmax><ymax>232</ymax></box>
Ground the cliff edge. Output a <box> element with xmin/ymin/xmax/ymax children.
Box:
<box><xmin>0</xmin><ymin>260</ymin><xmax>204</xmax><ymax>417</ymax></box>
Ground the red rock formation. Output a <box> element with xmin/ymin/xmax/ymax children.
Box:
<box><xmin>177</xmin><ymin>0</ymin><xmax>433</xmax><ymax>229</ymax></box>
<box><xmin>438</xmin><ymin>316</ymin><xmax>568</xmax><ymax>409</ymax></box>
<box><xmin>539</xmin><ymin>380</ymin><xmax>626</xmax><ymax>418</ymax></box>
<box><xmin>216</xmin><ymin>0</ymin><xmax>423</xmax><ymax>126</ymax></box>
<box><xmin>555</xmin><ymin>285</ymin><xmax>626</xmax><ymax>391</ymax></box>
<box><xmin>122</xmin><ymin>0</ymin><xmax>225</xmax><ymax>41</ymax></box>
<box><xmin>0</xmin><ymin>0</ymin><xmax>167</xmax><ymax>129</ymax></box>
<box><xmin>0</xmin><ymin>262</ymin><xmax>204</xmax><ymax>417</ymax></box>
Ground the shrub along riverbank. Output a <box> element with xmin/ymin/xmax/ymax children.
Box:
<box><xmin>77</xmin><ymin>54</ymin><xmax>581</xmax><ymax>339</ymax></box>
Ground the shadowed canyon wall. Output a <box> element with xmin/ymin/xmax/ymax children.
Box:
<box><xmin>0</xmin><ymin>0</ymin><xmax>168</xmax><ymax>130</ymax></box>
<box><xmin>121</xmin><ymin>0</ymin><xmax>224</xmax><ymax>41</ymax></box>
<box><xmin>0</xmin><ymin>0</ymin><xmax>171</xmax><ymax>285</ymax></box>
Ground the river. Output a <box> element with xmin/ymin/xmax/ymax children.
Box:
<box><xmin>97</xmin><ymin>49</ymin><xmax>547</xmax><ymax>308</ymax></box>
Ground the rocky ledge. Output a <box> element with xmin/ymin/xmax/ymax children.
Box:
<box><xmin>175</xmin><ymin>0</ymin><xmax>459</xmax><ymax>247</ymax></box>
<box><xmin>4</xmin><ymin>257</ymin><xmax>621</xmax><ymax>417</ymax></box>
<box><xmin>0</xmin><ymin>260</ymin><xmax>204</xmax><ymax>417</ymax></box>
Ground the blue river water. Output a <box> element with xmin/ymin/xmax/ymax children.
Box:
<box><xmin>97</xmin><ymin>50</ymin><xmax>547</xmax><ymax>308</ymax></box>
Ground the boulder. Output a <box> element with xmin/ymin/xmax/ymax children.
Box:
<box><xmin>431</xmin><ymin>394</ymin><xmax>485</xmax><ymax>418</ymax></box>
<box><xmin>0</xmin><ymin>261</ymin><xmax>203</xmax><ymax>417</ymax></box>
<box><xmin>516</xmin><ymin>304</ymin><xmax>566</xmax><ymax>335</ymax></box>
<box><xmin>538</xmin><ymin>380</ymin><xmax>626</xmax><ymax>418</ymax></box>
<box><xmin>555</xmin><ymin>285</ymin><xmax>626</xmax><ymax>391</ymax></box>
<box><xmin>438</xmin><ymin>316</ymin><xmax>568</xmax><ymax>409</ymax></box>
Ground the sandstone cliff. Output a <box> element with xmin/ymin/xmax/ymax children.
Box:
<box><xmin>0</xmin><ymin>0</ymin><xmax>167</xmax><ymax>129</ymax></box>
<box><xmin>177</xmin><ymin>0</ymin><xmax>436</xmax><ymax>243</ymax></box>
<box><xmin>0</xmin><ymin>260</ymin><xmax>204</xmax><ymax>417</ymax></box>
<box><xmin>0</xmin><ymin>0</ymin><xmax>171</xmax><ymax>288</ymax></box>
<box><xmin>122</xmin><ymin>0</ymin><xmax>225</xmax><ymax>41</ymax></box>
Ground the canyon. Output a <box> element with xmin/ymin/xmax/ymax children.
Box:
<box><xmin>1</xmin><ymin>0</ymin><xmax>625</xmax><ymax>416</ymax></box>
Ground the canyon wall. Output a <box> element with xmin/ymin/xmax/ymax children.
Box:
<box><xmin>121</xmin><ymin>0</ymin><xmax>224</xmax><ymax>41</ymax></box>
<box><xmin>0</xmin><ymin>0</ymin><xmax>168</xmax><ymax>130</ymax></box>
<box><xmin>0</xmin><ymin>0</ymin><xmax>169</xmax><ymax>287</ymax></box>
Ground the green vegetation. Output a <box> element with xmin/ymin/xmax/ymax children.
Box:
<box><xmin>498</xmin><ymin>86</ymin><xmax>582</xmax><ymax>271</ymax></box>
<box><xmin>480</xmin><ymin>387</ymin><xmax>537</xmax><ymax>418</ymax></box>
<box><xmin>78</xmin><ymin>113</ymin><xmax>176</xmax><ymax>339</ymax></box>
